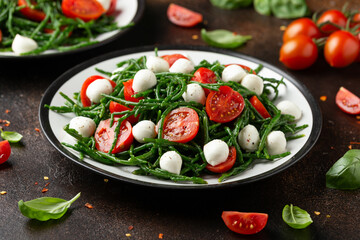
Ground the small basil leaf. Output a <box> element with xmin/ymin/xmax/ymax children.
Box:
<box><xmin>18</xmin><ymin>192</ymin><xmax>81</xmax><ymax>221</ymax></box>
<box><xmin>270</xmin><ymin>0</ymin><xmax>310</xmax><ymax>19</ymax></box>
<box><xmin>210</xmin><ymin>0</ymin><xmax>253</xmax><ymax>9</ymax></box>
<box><xmin>201</xmin><ymin>29</ymin><xmax>251</xmax><ymax>49</ymax></box>
<box><xmin>282</xmin><ymin>204</ymin><xmax>313</xmax><ymax>229</ymax></box>
<box><xmin>254</xmin><ymin>0</ymin><xmax>272</xmax><ymax>16</ymax></box>
<box><xmin>326</xmin><ymin>149</ymin><xmax>360</xmax><ymax>190</ymax></box>
<box><xmin>0</xmin><ymin>129</ymin><xmax>23</xmax><ymax>143</ymax></box>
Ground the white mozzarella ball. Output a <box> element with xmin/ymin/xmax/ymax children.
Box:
<box><xmin>96</xmin><ymin>0</ymin><xmax>111</xmax><ymax>11</ymax></box>
<box><xmin>132</xmin><ymin>120</ymin><xmax>157</xmax><ymax>143</ymax></box>
<box><xmin>146</xmin><ymin>56</ymin><xmax>170</xmax><ymax>73</ymax></box>
<box><xmin>12</xmin><ymin>34</ymin><xmax>38</xmax><ymax>55</ymax></box>
<box><xmin>69</xmin><ymin>117</ymin><xmax>96</xmax><ymax>138</ymax></box>
<box><xmin>276</xmin><ymin>100</ymin><xmax>302</xmax><ymax>121</ymax></box>
<box><xmin>266</xmin><ymin>131</ymin><xmax>287</xmax><ymax>155</ymax></box>
<box><xmin>86</xmin><ymin>79</ymin><xmax>113</xmax><ymax>104</ymax></box>
<box><xmin>222</xmin><ymin>65</ymin><xmax>247</xmax><ymax>83</ymax></box>
<box><xmin>132</xmin><ymin>69</ymin><xmax>157</xmax><ymax>92</ymax></box>
<box><xmin>238</xmin><ymin>124</ymin><xmax>260</xmax><ymax>152</ymax></box>
<box><xmin>203</xmin><ymin>139</ymin><xmax>229</xmax><ymax>166</ymax></box>
<box><xmin>182</xmin><ymin>83</ymin><xmax>206</xmax><ymax>105</ymax></box>
<box><xmin>241</xmin><ymin>74</ymin><xmax>264</xmax><ymax>96</ymax></box>
<box><xmin>169</xmin><ymin>58</ymin><xmax>195</xmax><ymax>74</ymax></box>
<box><xmin>159</xmin><ymin>151</ymin><xmax>182</xmax><ymax>175</ymax></box>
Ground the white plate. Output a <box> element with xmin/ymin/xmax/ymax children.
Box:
<box><xmin>39</xmin><ymin>46</ymin><xmax>322</xmax><ymax>189</ymax></box>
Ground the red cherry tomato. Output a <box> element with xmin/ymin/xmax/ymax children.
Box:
<box><xmin>317</xmin><ymin>10</ymin><xmax>347</xmax><ymax>35</ymax></box>
<box><xmin>18</xmin><ymin>0</ymin><xmax>46</xmax><ymax>22</ymax></box>
<box><xmin>222</xmin><ymin>211</ymin><xmax>268</xmax><ymax>235</ymax></box>
<box><xmin>0</xmin><ymin>29</ymin><xmax>2</xmax><ymax>43</ymax></box>
<box><xmin>123</xmin><ymin>79</ymin><xmax>144</xmax><ymax>103</ymax></box>
<box><xmin>62</xmin><ymin>0</ymin><xmax>105</xmax><ymax>22</ymax></box>
<box><xmin>161</xmin><ymin>107</ymin><xmax>199</xmax><ymax>143</ymax></box>
<box><xmin>106</xmin><ymin>0</ymin><xmax>117</xmax><ymax>15</ymax></box>
<box><xmin>225</xmin><ymin>64</ymin><xmax>256</xmax><ymax>74</ymax></box>
<box><xmin>206</xmin><ymin>86</ymin><xmax>245</xmax><ymax>123</ymax></box>
<box><xmin>94</xmin><ymin>119</ymin><xmax>133</xmax><ymax>154</ymax></box>
<box><xmin>279</xmin><ymin>35</ymin><xmax>318</xmax><ymax>70</ymax></box>
<box><xmin>206</xmin><ymin>146</ymin><xmax>236</xmax><ymax>173</ymax></box>
<box><xmin>324</xmin><ymin>30</ymin><xmax>360</xmax><ymax>68</ymax></box>
<box><xmin>167</xmin><ymin>3</ymin><xmax>203</xmax><ymax>27</ymax></box>
<box><xmin>283</xmin><ymin>18</ymin><xmax>322</xmax><ymax>42</ymax></box>
<box><xmin>335</xmin><ymin>87</ymin><xmax>360</xmax><ymax>115</ymax></box>
<box><xmin>161</xmin><ymin>54</ymin><xmax>188</xmax><ymax>67</ymax></box>
<box><xmin>191</xmin><ymin>67</ymin><xmax>217</xmax><ymax>95</ymax></box>
<box><xmin>249</xmin><ymin>96</ymin><xmax>271</xmax><ymax>119</ymax></box>
<box><xmin>109</xmin><ymin>101</ymin><xmax>139</xmax><ymax>124</ymax></box>
<box><xmin>80</xmin><ymin>75</ymin><xmax>116</xmax><ymax>107</ymax></box>
<box><xmin>0</xmin><ymin>140</ymin><xmax>11</xmax><ymax>164</ymax></box>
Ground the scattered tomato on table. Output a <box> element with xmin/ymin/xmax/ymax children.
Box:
<box><xmin>167</xmin><ymin>3</ymin><xmax>203</xmax><ymax>27</ymax></box>
<box><xmin>222</xmin><ymin>211</ymin><xmax>268</xmax><ymax>235</ymax></box>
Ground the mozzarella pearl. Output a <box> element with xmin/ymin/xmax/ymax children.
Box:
<box><xmin>276</xmin><ymin>100</ymin><xmax>302</xmax><ymax>121</ymax></box>
<box><xmin>238</xmin><ymin>124</ymin><xmax>260</xmax><ymax>152</ymax></box>
<box><xmin>146</xmin><ymin>56</ymin><xmax>170</xmax><ymax>73</ymax></box>
<box><xmin>96</xmin><ymin>0</ymin><xmax>111</xmax><ymax>11</ymax></box>
<box><xmin>266</xmin><ymin>131</ymin><xmax>287</xmax><ymax>155</ymax></box>
<box><xmin>241</xmin><ymin>74</ymin><xmax>264</xmax><ymax>96</ymax></box>
<box><xmin>132</xmin><ymin>69</ymin><xmax>157</xmax><ymax>92</ymax></box>
<box><xmin>203</xmin><ymin>139</ymin><xmax>229</xmax><ymax>166</ymax></box>
<box><xmin>222</xmin><ymin>65</ymin><xmax>247</xmax><ymax>83</ymax></box>
<box><xmin>182</xmin><ymin>83</ymin><xmax>206</xmax><ymax>105</ymax></box>
<box><xmin>159</xmin><ymin>151</ymin><xmax>182</xmax><ymax>175</ymax></box>
<box><xmin>132</xmin><ymin>120</ymin><xmax>157</xmax><ymax>143</ymax></box>
<box><xmin>12</xmin><ymin>34</ymin><xmax>38</xmax><ymax>55</ymax></box>
<box><xmin>69</xmin><ymin>117</ymin><xmax>96</xmax><ymax>138</ymax></box>
<box><xmin>169</xmin><ymin>58</ymin><xmax>195</xmax><ymax>74</ymax></box>
<box><xmin>86</xmin><ymin>79</ymin><xmax>113</xmax><ymax>104</ymax></box>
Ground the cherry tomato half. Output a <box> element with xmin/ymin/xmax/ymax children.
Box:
<box><xmin>123</xmin><ymin>79</ymin><xmax>144</xmax><ymax>103</ymax></box>
<box><xmin>109</xmin><ymin>101</ymin><xmax>139</xmax><ymax>124</ymax></box>
<box><xmin>206</xmin><ymin>146</ymin><xmax>236</xmax><ymax>173</ymax></box>
<box><xmin>0</xmin><ymin>29</ymin><xmax>2</xmax><ymax>43</ymax></box>
<box><xmin>324</xmin><ymin>30</ymin><xmax>360</xmax><ymax>68</ymax></box>
<box><xmin>161</xmin><ymin>54</ymin><xmax>188</xmax><ymax>67</ymax></box>
<box><xmin>249</xmin><ymin>96</ymin><xmax>271</xmax><ymax>119</ymax></box>
<box><xmin>94</xmin><ymin>119</ymin><xmax>133</xmax><ymax>154</ymax></box>
<box><xmin>0</xmin><ymin>140</ymin><xmax>11</xmax><ymax>164</ymax></box>
<box><xmin>222</xmin><ymin>211</ymin><xmax>268</xmax><ymax>235</ymax></box>
<box><xmin>80</xmin><ymin>75</ymin><xmax>116</xmax><ymax>107</ymax></box>
<box><xmin>106</xmin><ymin>0</ymin><xmax>117</xmax><ymax>15</ymax></box>
<box><xmin>335</xmin><ymin>87</ymin><xmax>360</xmax><ymax>115</ymax></box>
<box><xmin>206</xmin><ymin>86</ymin><xmax>245</xmax><ymax>123</ymax></box>
<box><xmin>167</xmin><ymin>3</ymin><xmax>203</xmax><ymax>27</ymax></box>
<box><xmin>18</xmin><ymin>0</ymin><xmax>46</xmax><ymax>22</ymax></box>
<box><xmin>279</xmin><ymin>35</ymin><xmax>318</xmax><ymax>70</ymax></box>
<box><xmin>283</xmin><ymin>18</ymin><xmax>322</xmax><ymax>42</ymax></box>
<box><xmin>191</xmin><ymin>67</ymin><xmax>217</xmax><ymax>95</ymax></box>
<box><xmin>224</xmin><ymin>64</ymin><xmax>256</xmax><ymax>74</ymax></box>
<box><xmin>161</xmin><ymin>107</ymin><xmax>199</xmax><ymax>143</ymax></box>
<box><xmin>62</xmin><ymin>0</ymin><xmax>105</xmax><ymax>22</ymax></box>
<box><xmin>317</xmin><ymin>10</ymin><xmax>347</xmax><ymax>35</ymax></box>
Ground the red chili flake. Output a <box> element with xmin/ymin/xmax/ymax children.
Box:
<box><xmin>159</xmin><ymin>233</ymin><xmax>164</xmax><ymax>239</ymax></box>
<box><xmin>85</xmin><ymin>203</ymin><xmax>93</xmax><ymax>209</ymax></box>
<box><xmin>41</xmin><ymin>188</ymin><xmax>48</xmax><ymax>193</ymax></box>
<box><xmin>45</xmin><ymin>182</ymin><xmax>50</xmax><ymax>187</ymax></box>
<box><xmin>356</xmin><ymin>116</ymin><xmax>360</xmax><ymax>120</ymax></box>
<box><xmin>314</xmin><ymin>211</ymin><xmax>321</xmax><ymax>215</ymax></box>
<box><xmin>330</xmin><ymin>146</ymin><xmax>334</xmax><ymax>150</ymax></box>
<box><xmin>34</xmin><ymin>182</ymin><xmax>38</xmax><ymax>185</ymax></box>
<box><xmin>5</xmin><ymin>109</ymin><xmax>10</xmax><ymax>114</ymax></box>
<box><xmin>192</xmin><ymin>35</ymin><xmax>199</xmax><ymax>40</ymax></box>
<box><xmin>320</xmin><ymin>96</ymin><xmax>327</xmax><ymax>101</ymax></box>
<box><xmin>35</xmin><ymin>128</ymin><xmax>41</xmax><ymax>132</ymax></box>
<box><xmin>348</xmin><ymin>145</ymin><xmax>352</xmax><ymax>149</ymax></box>
<box><xmin>0</xmin><ymin>191</ymin><xmax>7</xmax><ymax>195</ymax></box>
<box><xmin>128</xmin><ymin>225</ymin><xmax>134</xmax><ymax>231</ymax></box>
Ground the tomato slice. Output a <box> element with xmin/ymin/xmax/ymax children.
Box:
<box><xmin>167</xmin><ymin>3</ymin><xmax>203</xmax><ymax>27</ymax></box>
<box><xmin>0</xmin><ymin>140</ymin><xmax>11</xmax><ymax>164</ymax></box>
<box><xmin>18</xmin><ymin>0</ymin><xmax>46</xmax><ymax>22</ymax></box>
<box><xmin>249</xmin><ymin>96</ymin><xmax>271</xmax><ymax>119</ymax></box>
<box><xmin>161</xmin><ymin>107</ymin><xmax>199</xmax><ymax>143</ymax></box>
<box><xmin>80</xmin><ymin>75</ymin><xmax>116</xmax><ymax>107</ymax></box>
<box><xmin>225</xmin><ymin>64</ymin><xmax>256</xmax><ymax>74</ymax></box>
<box><xmin>206</xmin><ymin>146</ymin><xmax>236</xmax><ymax>173</ymax></box>
<box><xmin>106</xmin><ymin>0</ymin><xmax>117</xmax><ymax>15</ymax></box>
<box><xmin>109</xmin><ymin>101</ymin><xmax>139</xmax><ymax>124</ymax></box>
<box><xmin>123</xmin><ymin>79</ymin><xmax>144</xmax><ymax>103</ymax></box>
<box><xmin>191</xmin><ymin>67</ymin><xmax>217</xmax><ymax>95</ymax></box>
<box><xmin>94</xmin><ymin>119</ymin><xmax>133</xmax><ymax>154</ymax></box>
<box><xmin>335</xmin><ymin>87</ymin><xmax>360</xmax><ymax>115</ymax></box>
<box><xmin>161</xmin><ymin>54</ymin><xmax>189</xmax><ymax>67</ymax></box>
<box><xmin>0</xmin><ymin>29</ymin><xmax>2</xmax><ymax>43</ymax></box>
<box><xmin>62</xmin><ymin>0</ymin><xmax>105</xmax><ymax>22</ymax></box>
<box><xmin>206</xmin><ymin>86</ymin><xmax>245</xmax><ymax>123</ymax></box>
<box><xmin>222</xmin><ymin>211</ymin><xmax>268</xmax><ymax>235</ymax></box>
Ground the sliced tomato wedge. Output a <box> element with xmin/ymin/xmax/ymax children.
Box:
<box><xmin>94</xmin><ymin>119</ymin><xmax>133</xmax><ymax>154</ymax></box>
<box><xmin>80</xmin><ymin>75</ymin><xmax>116</xmax><ymax>107</ymax></box>
<box><xmin>191</xmin><ymin>67</ymin><xmax>217</xmax><ymax>95</ymax></box>
<box><xmin>161</xmin><ymin>54</ymin><xmax>189</xmax><ymax>67</ymax></box>
<box><xmin>18</xmin><ymin>0</ymin><xmax>46</xmax><ymax>22</ymax></box>
<box><xmin>62</xmin><ymin>0</ymin><xmax>105</xmax><ymax>22</ymax></box>
<box><xmin>249</xmin><ymin>96</ymin><xmax>271</xmax><ymax>119</ymax></box>
<box><xmin>0</xmin><ymin>29</ymin><xmax>2</xmax><ymax>43</ymax></box>
<box><xmin>206</xmin><ymin>86</ymin><xmax>245</xmax><ymax>123</ymax></box>
<box><xmin>225</xmin><ymin>64</ymin><xmax>256</xmax><ymax>74</ymax></box>
<box><xmin>109</xmin><ymin>101</ymin><xmax>139</xmax><ymax>124</ymax></box>
<box><xmin>161</xmin><ymin>107</ymin><xmax>199</xmax><ymax>143</ymax></box>
<box><xmin>222</xmin><ymin>211</ymin><xmax>268</xmax><ymax>235</ymax></box>
<box><xmin>206</xmin><ymin>146</ymin><xmax>236</xmax><ymax>173</ymax></box>
<box><xmin>167</xmin><ymin>3</ymin><xmax>203</xmax><ymax>27</ymax></box>
<box><xmin>106</xmin><ymin>0</ymin><xmax>117</xmax><ymax>15</ymax></box>
<box><xmin>0</xmin><ymin>140</ymin><xmax>11</xmax><ymax>164</ymax></box>
<box><xmin>123</xmin><ymin>79</ymin><xmax>144</xmax><ymax>103</ymax></box>
<box><xmin>335</xmin><ymin>87</ymin><xmax>360</xmax><ymax>115</ymax></box>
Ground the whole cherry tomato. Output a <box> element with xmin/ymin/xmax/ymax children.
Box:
<box><xmin>283</xmin><ymin>18</ymin><xmax>322</xmax><ymax>42</ymax></box>
<box><xmin>317</xmin><ymin>10</ymin><xmax>347</xmax><ymax>35</ymax></box>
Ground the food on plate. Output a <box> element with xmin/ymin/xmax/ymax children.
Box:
<box><xmin>222</xmin><ymin>211</ymin><xmax>268</xmax><ymax>234</ymax></box>
<box><xmin>282</xmin><ymin>204</ymin><xmax>313</xmax><ymax>229</ymax></box>
<box><xmin>167</xmin><ymin>3</ymin><xmax>203</xmax><ymax>27</ymax></box>
<box><xmin>335</xmin><ymin>87</ymin><xmax>360</xmax><ymax>115</ymax></box>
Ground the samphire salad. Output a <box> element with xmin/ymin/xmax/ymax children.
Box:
<box><xmin>46</xmin><ymin>51</ymin><xmax>307</xmax><ymax>184</ymax></box>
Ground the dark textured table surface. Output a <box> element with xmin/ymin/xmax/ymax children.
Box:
<box><xmin>1</xmin><ymin>0</ymin><xmax>360</xmax><ymax>239</ymax></box>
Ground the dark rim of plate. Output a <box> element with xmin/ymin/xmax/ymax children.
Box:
<box><xmin>39</xmin><ymin>45</ymin><xmax>322</xmax><ymax>190</ymax></box>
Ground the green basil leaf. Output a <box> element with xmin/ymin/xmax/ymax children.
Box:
<box><xmin>18</xmin><ymin>192</ymin><xmax>81</xmax><ymax>221</ymax></box>
<box><xmin>210</xmin><ymin>0</ymin><xmax>253</xmax><ymax>9</ymax></box>
<box><xmin>282</xmin><ymin>204</ymin><xmax>313</xmax><ymax>229</ymax></box>
<box><xmin>254</xmin><ymin>0</ymin><xmax>272</xmax><ymax>16</ymax></box>
<box><xmin>326</xmin><ymin>149</ymin><xmax>360</xmax><ymax>190</ymax></box>
<box><xmin>270</xmin><ymin>0</ymin><xmax>310</xmax><ymax>19</ymax></box>
<box><xmin>201</xmin><ymin>29</ymin><xmax>251</xmax><ymax>49</ymax></box>
<box><xmin>0</xmin><ymin>129</ymin><xmax>23</xmax><ymax>143</ymax></box>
